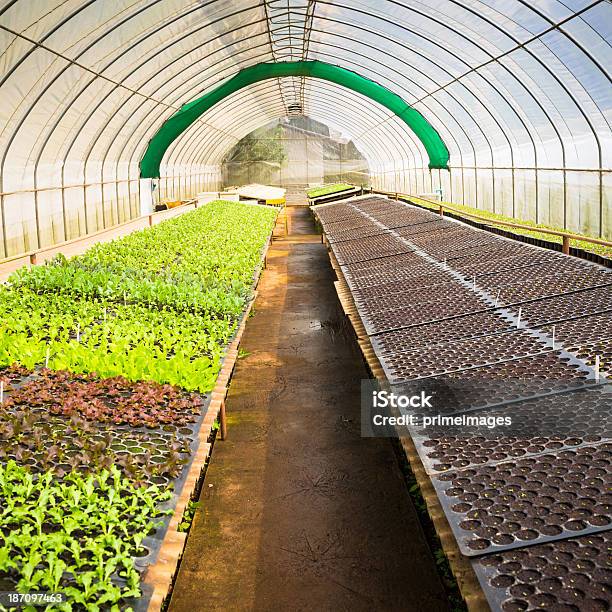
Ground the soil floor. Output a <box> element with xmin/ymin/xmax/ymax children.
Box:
<box><xmin>168</xmin><ymin>203</ymin><xmax>450</xmax><ymax>612</ymax></box>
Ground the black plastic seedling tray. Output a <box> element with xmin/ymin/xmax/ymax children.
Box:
<box><xmin>410</xmin><ymin>385</ymin><xmax>612</xmax><ymax>475</ymax></box>
<box><xmin>471</xmin><ymin>530</ymin><xmax>612</xmax><ymax>611</ymax></box>
<box><xmin>432</xmin><ymin>443</ymin><xmax>612</xmax><ymax>556</ymax></box>
<box><xmin>371</xmin><ymin>311</ymin><xmax>514</xmax><ymax>355</ymax></box>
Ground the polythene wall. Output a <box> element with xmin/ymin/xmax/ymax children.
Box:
<box><xmin>371</xmin><ymin>163</ymin><xmax>609</xmax><ymax>240</ymax></box>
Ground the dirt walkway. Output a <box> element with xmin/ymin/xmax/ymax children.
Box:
<box><xmin>169</xmin><ymin>204</ymin><xmax>449</xmax><ymax>612</ymax></box>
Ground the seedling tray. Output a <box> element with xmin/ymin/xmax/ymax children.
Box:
<box><xmin>313</xmin><ymin>207</ymin><xmax>360</xmax><ymax>225</ymax></box>
<box><xmin>351</xmin><ymin>275</ymin><xmax>459</xmax><ymax>301</ymax></box>
<box><xmin>371</xmin><ymin>311</ymin><xmax>514</xmax><ymax>355</ymax></box>
<box><xmin>327</xmin><ymin>225</ymin><xmax>390</xmax><ymax>243</ymax></box>
<box><xmin>354</xmin><ymin>282</ymin><xmax>476</xmax><ymax>315</ymax></box>
<box><xmin>445</xmin><ymin>243</ymin><xmax>534</xmax><ymax>267</ymax></box>
<box><xmin>471</xmin><ymin>531</ymin><xmax>612</xmax><ymax>611</ymax></box>
<box><xmin>495</xmin><ymin>273</ymin><xmax>612</xmax><ymax>307</ymax></box>
<box><xmin>131</xmin><ymin>424</ymin><xmax>209</xmax><ymax>607</ymax></box>
<box><xmin>475</xmin><ymin>257</ymin><xmax>600</xmax><ymax>285</ymax></box>
<box><xmin>344</xmin><ymin>268</ymin><xmax>453</xmax><ymax>294</ymax></box>
<box><xmin>393</xmin><ymin>219</ymin><xmax>457</xmax><ymax>238</ymax></box>
<box><xmin>379</xmin><ymin>329</ymin><xmax>549</xmax><ymax>381</ymax></box>
<box><xmin>410</xmin><ymin>385</ymin><xmax>612</xmax><ymax>475</ymax></box>
<box><xmin>359</xmin><ymin>293</ymin><xmax>490</xmax><ymax>335</ymax></box>
<box><xmin>519</xmin><ymin>286</ymin><xmax>612</xmax><ymax>327</ymax></box>
<box><xmin>343</xmin><ymin>252</ymin><xmax>434</xmax><ymax>276</ymax></box>
<box><xmin>566</xmin><ymin>337</ymin><xmax>612</xmax><ymax>377</ymax></box>
<box><xmin>456</xmin><ymin>251</ymin><xmax>561</xmax><ymax>276</ymax></box>
<box><xmin>320</xmin><ymin>216</ymin><xmax>377</xmax><ymax>232</ymax></box>
<box><xmin>370</xmin><ymin>213</ymin><xmax>438</xmax><ymax>230</ymax></box>
<box><xmin>331</xmin><ymin>235</ymin><xmax>415</xmax><ymax>265</ymax></box>
<box><xmin>541</xmin><ymin>312</ymin><xmax>612</xmax><ymax>345</ymax></box>
<box><xmin>431</xmin><ymin>443</ymin><xmax>612</xmax><ymax>556</ymax></box>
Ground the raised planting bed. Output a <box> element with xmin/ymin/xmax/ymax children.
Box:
<box><xmin>313</xmin><ymin>196</ymin><xmax>612</xmax><ymax>612</ymax></box>
<box><xmin>305</xmin><ymin>183</ymin><xmax>358</xmax><ymax>201</ymax></box>
<box><xmin>1</xmin><ymin>201</ymin><xmax>277</xmax><ymax>392</ymax></box>
<box><xmin>0</xmin><ymin>200</ymin><xmax>278</xmax><ymax>610</ymax></box>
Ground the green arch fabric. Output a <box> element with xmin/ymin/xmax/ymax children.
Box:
<box><xmin>140</xmin><ymin>60</ymin><xmax>450</xmax><ymax>177</ymax></box>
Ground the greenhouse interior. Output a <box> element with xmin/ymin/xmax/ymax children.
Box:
<box><xmin>0</xmin><ymin>1</ymin><xmax>610</xmax><ymax>611</ymax></box>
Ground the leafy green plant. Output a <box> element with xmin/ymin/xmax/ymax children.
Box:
<box><xmin>0</xmin><ymin>461</ymin><xmax>171</xmax><ymax>610</ymax></box>
<box><xmin>177</xmin><ymin>501</ymin><xmax>201</xmax><ymax>532</ymax></box>
<box><xmin>6</xmin><ymin>368</ymin><xmax>203</xmax><ymax>428</ymax></box>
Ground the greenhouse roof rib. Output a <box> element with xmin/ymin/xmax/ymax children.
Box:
<box><xmin>140</xmin><ymin>61</ymin><xmax>451</xmax><ymax>178</ymax></box>
<box><xmin>0</xmin><ymin>0</ymin><xmax>610</xmax><ymax>257</ymax></box>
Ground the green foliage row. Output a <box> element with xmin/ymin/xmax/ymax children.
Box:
<box><xmin>0</xmin><ymin>201</ymin><xmax>277</xmax><ymax>392</ymax></box>
<box><xmin>0</xmin><ymin>462</ymin><xmax>171</xmax><ymax>611</ymax></box>
<box><xmin>0</xmin><ymin>201</ymin><xmax>277</xmax><ymax>609</ymax></box>
<box><xmin>306</xmin><ymin>183</ymin><xmax>356</xmax><ymax>199</ymax></box>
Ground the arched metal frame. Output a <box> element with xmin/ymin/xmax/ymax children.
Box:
<box><xmin>0</xmin><ymin>0</ymin><xmax>609</xmax><ymax>258</ymax></box>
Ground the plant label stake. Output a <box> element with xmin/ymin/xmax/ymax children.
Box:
<box><xmin>45</xmin><ymin>347</ymin><xmax>50</xmax><ymax>368</ymax></box>
<box><xmin>0</xmin><ymin>381</ymin><xmax>3</xmax><ymax>404</ymax></box>
<box><xmin>516</xmin><ymin>307</ymin><xmax>522</xmax><ymax>328</ymax></box>
<box><xmin>595</xmin><ymin>355</ymin><xmax>600</xmax><ymax>382</ymax></box>
<box><xmin>495</xmin><ymin>288</ymin><xmax>501</xmax><ymax>307</ymax></box>
<box><xmin>551</xmin><ymin>325</ymin><xmax>555</xmax><ymax>350</ymax></box>
<box><xmin>76</xmin><ymin>323</ymin><xmax>81</xmax><ymax>343</ymax></box>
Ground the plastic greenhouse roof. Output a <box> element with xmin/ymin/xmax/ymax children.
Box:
<box><xmin>0</xmin><ymin>0</ymin><xmax>610</xmax><ymax>245</ymax></box>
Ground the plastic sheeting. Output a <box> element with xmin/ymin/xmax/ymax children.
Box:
<box><xmin>0</xmin><ymin>0</ymin><xmax>610</xmax><ymax>257</ymax></box>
